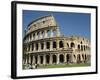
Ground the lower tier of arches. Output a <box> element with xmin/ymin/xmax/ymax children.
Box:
<box><xmin>23</xmin><ymin>53</ymin><xmax>90</xmax><ymax>66</ymax></box>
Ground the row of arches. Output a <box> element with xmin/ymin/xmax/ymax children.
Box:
<box><xmin>24</xmin><ymin>54</ymin><xmax>72</xmax><ymax>65</ymax></box>
<box><xmin>23</xmin><ymin>53</ymin><xmax>89</xmax><ymax>65</ymax></box>
<box><xmin>24</xmin><ymin>28</ymin><xmax>58</xmax><ymax>43</ymax></box>
<box><xmin>77</xmin><ymin>44</ymin><xmax>89</xmax><ymax>51</ymax></box>
<box><xmin>24</xmin><ymin>41</ymin><xmax>89</xmax><ymax>52</ymax></box>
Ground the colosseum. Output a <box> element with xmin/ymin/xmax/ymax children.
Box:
<box><xmin>23</xmin><ymin>15</ymin><xmax>91</xmax><ymax>69</ymax></box>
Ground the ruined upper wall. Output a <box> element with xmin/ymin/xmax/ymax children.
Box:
<box><xmin>26</xmin><ymin>15</ymin><xmax>57</xmax><ymax>34</ymax></box>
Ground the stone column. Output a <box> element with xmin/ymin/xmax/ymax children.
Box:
<box><xmin>43</xmin><ymin>55</ymin><xmax>46</xmax><ymax>65</ymax></box>
<box><xmin>34</xmin><ymin>43</ymin><xmax>36</xmax><ymax>51</ymax></box>
<box><xmin>50</xmin><ymin>29</ymin><xmax>53</xmax><ymax>37</ymax></box>
<box><xmin>28</xmin><ymin>54</ymin><xmax>31</xmax><ymax>64</ymax></box>
<box><xmin>32</xmin><ymin>55</ymin><xmax>35</xmax><ymax>64</ymax></box>
<box><xmin>81</xmin><ymin>54</ymin><xmax>83</xmax><ymax>62</ymax></box>
<box><xmin>39</xmin><ymin>31</ymin><xmax>42</xmax><ymax>39</ymax></box>
<box><xmin>44</xmin><ymin>30</ymin><xmax>47</xmax><ymax>38</ymax></box>
<box><xmin>44</xmin><ymin>42</ymin><xmax>46</xmax><ymax>50</ymax></box>
<box><xmin>35</xmin><ymin>32</ymin><xmax>38</xmax><ymax>40</ymax></box>
<box><xmin>57</xmin><ymin>40</ymin><xmax>59</xmax><ymax>50</ymax></box>
<box><xmin>49</xmin><ymin>54</ymin><xmax>52</xmax><ymax>64</ymax></box>
<box><xmin>38</xmin><ymin>42</ymin><xmax>41</xmax><ymax>51</ymax></box>
<box><xmin>24</xmin><ymin>54</ymin><xmax>27</xmax><ymax>64</ymax></box>
<box><xmin>57</xmin><ymin>54</ymin><xmax>59</xmax><ymax>64</ymax></box>
<box><xmin>75</xmin><ymin>54</ymin><xmax>77</xmax><ymax>63</ymax></box>
<box><xmin>25</xmin><ymin>54</ymin><xmax>28</xmax><ymax>64</ymax></box>
<box><xmin>64</xmin><ymin>54</ymin><xmax>66</xmax><ymax>63</ymax></box>
<box><xmin>37</xmin><ymin>55</ymin><xmax>40</xmax><ymax>64</ymax></box>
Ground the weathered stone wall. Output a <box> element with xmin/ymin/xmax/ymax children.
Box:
<box><xmin>23</xmin><ymin>15</ymin><xmax>90</xmax><ymax>68</ymax></box>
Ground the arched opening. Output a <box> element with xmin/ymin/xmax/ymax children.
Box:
<box><xmin>40</xmin><ymin>56</ymin><xmax>43</xmax><ymax>64</ymax></box>
<box><xmin>84</xmin><ymin>45</ymin><xmax>85</xmax><ymax>51</ymax></box>
<box><xmin>30</xmin><ymin>34</ymin><xmax>32</xmax><ymax>40</ymax></box>
<box><xmin>43</xmin><ymin>21</ymin><xmax>45</xmax><ymax>24</ymax></box>
<box><xmin>36</xmin><ymin>43</ymin><xmax>38</xmax><ymax>50</ymax></box>
<box><xmin>53</xmin><ymin>41</ymin><xmax>56</xmax><ymax>48</ymax></box>
<box><xmin>42</xmin><ymin>31</ymin><xmax>45</xmax><ymax>38</ymax></box>
<box><xmin>33</xmin><ymin>33</ymin><xmax>35</xmax><ymax>39</ymax></box>
<box><xmin>85</xmin><ymin>54</ymin><xmax>87</xmax><ymax>61</ymax></box>
<box><xmin>46</xmin><ymin>42</ymin><xmax>50</xmax><ymax>49</ymax></box>
<box><xmin>81</xmin><ymin>45</ymin><xmax>83</xmax><ymax>51</ymax></box>
<box><xmin>35</xmin><ymin>56</ymin><xmax>38</xmax><ymax>64</ymax></box>
<box><xmin>77</xmin><ymin>54</ymin><xmax>81</xmax><ymax>63</ymax></box>
<box><xmin>41</xmin><ymin>43</ymin><xmax>44</xmax><ymax>50</ymax></box>
<box><xmin>71</xmin><ymin>42</ymin><xmax>75</xmax><ymax>48</ymax></box>
<box><xmin>59</xmin><ymin>54</ymin><xmax>64</xmax><ymax>63</ymax></box>
<box><xmin>81</xmin><ymin>41</ymin><xmax>82</xmax><ymax>44</ymax></box>
<box><xmin>46</xmin><ymin>55</ymin><xmax>50</xmax><ymax>64</ymax></box>
<box><xmin>37</xmin><ymin>32</ymin><xmax>40</xmax><ymax>39</ymax></box>
<box><xmin>66</xmin><ymin>54</ymin><xmax>71</xmax><ymax>63</ymax></box>
<box><xmin>30</xmin><ymin>54</ymin><xmax>33</xmax><ymax>65</ymax></box>
<box><xmin>59</xmin><ymin>41</ymin><xmax>64</xmax><ymax>48</ymax></box>
<box><xmin>27</xmin><ymin>54</ymin><xmax>30</xmax><ymax>64</ymax></box>
<box><xmin>82</xmin><ymin>54</ymin><xmax>84</xmax><ymax>61</ymax></box>
<box><xmin>32</xmin><ymin>43</ymin><xmax>34</xmax><ymax>51</ymax></box>
<box><xmin>78</xmin><ymin>45</ymin><xmax>80</xmax><ymax>50</ymax></box>
<box><xmin>52</xmin><ymin>55</ymin><xmax>57</xmax><ymax>64</ymax></box>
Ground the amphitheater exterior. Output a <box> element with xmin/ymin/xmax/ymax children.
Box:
<box><xmin>23</xmin><ymin>15</ymin><xmax>91</xmax><ymax>68</ymax></box>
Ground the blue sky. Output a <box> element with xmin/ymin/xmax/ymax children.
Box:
<box><xmin>23</xmin><ymin>10</ymin><xmax>90</xmax><ymax>40</ymax></box>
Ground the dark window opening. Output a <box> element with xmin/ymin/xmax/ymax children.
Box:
<box><xmin>78</xmin><ymin>45</ymin><xmax>80</xmax><ymax>50</ymax></box>
<box><xmin>52</xmin><ymin>55</ymin><xmax>57</xmax><ymax>63</ymax></box>
<box><xmin>53</xmin><ymin>41</ymin><xmax>56</xmax><ymax>48</ymax></box>
<box><xmin>40</xmin><ymin>56</ymin><xmax>43</xmax><ymax>64</ymax></box>
<box><xmin>41</xmin><ymin>43</ymin><xmax>44</xmax><ymax>50</ymax></box>
<box><xmin>32</xmin><ymin>43</ymin><xmax>34</xmax><ymax>51</ymax></box>
<box><xmin>46</xmin><ymin>55</ymin><xmax>50</xmax><ymax>64</ymax></box>
<box><xmin>36</xmin><ymin>43</ymin><xmax>38</xmax><ymax>50</ymax></box>
<box><xmin>81</xmin><ymin>45</ymin><xmax>83</xmax><ymax>51</ymax></box>
<box><xmin>59</xmin><ymin>55</ymin><xmax>64</xmax><ymax>63</ymax></box>
<box><xmin>71</xmin><ymin>42</ymin><xmax>75</xmax><ymax>48</ymax></box>
<box><xmin>59</xmin><ymin>41</ymin><xmax>63</xmax><ymax>48</ymax></box>
<box><xmin>46</xmin><ymin>42</ymin><xmax>50</xmax><ymax>49</ymax></box>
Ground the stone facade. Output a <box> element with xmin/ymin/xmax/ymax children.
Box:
<box><xmin>23</xmin><ymin>15</ymin><xmax>90</xmax><ymax>68</ymax></box>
